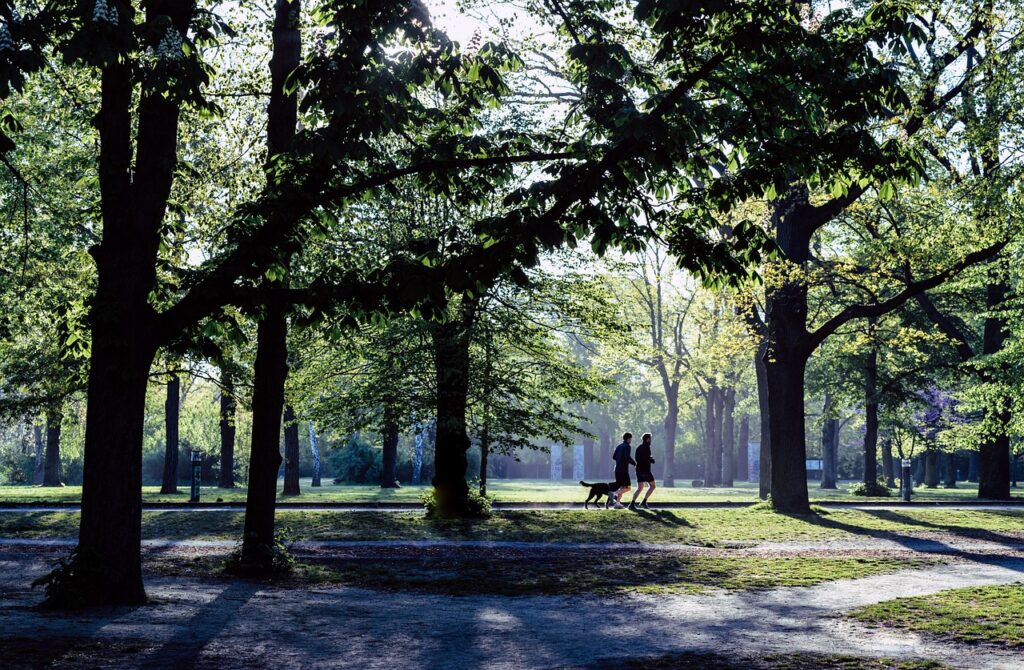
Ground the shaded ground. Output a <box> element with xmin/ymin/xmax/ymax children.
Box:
<box><xmin>2</xmin><ymin>546</ymin><xmax>1024</xmax><ymax>669</ymax></box>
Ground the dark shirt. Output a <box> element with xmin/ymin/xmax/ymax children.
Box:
<box><xmin>612</xmin><ymin>442</ymin><xmax>636</xmax><ymax>470</ymax></box>
<box><xmin>635</xmin><ymin>443</ymin><xmax>655</xmax><ymax>473</ymax></box>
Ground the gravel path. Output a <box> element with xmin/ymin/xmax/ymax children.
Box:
<box><xmin>2</xmin><ymin>551</ymin><xmax>1023</xmax><ymax>669</ymax></box>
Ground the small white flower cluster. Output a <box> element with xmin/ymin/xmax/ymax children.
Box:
<box><xmin>0</xmin><ymin>22</ymin><xmax>12</xmax><ymax>53</ymax></box>
<box><xmin>93</xmin><ymin>0</ymin><xmax>118</xmax><ymax>25</ymax></box>
<box><xmin>156</xmin><ymin>26</ymin><xmax>183</xmax><ymax>61</ymax></box>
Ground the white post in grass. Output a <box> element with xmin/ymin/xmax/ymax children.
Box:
<box><xmin>550</xmin><ymin>444</ymin><xmax>562</xmax><ymax>481</ymax></box>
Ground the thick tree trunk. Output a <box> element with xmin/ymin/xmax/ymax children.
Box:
<box><xmin>755</xmin><ymin>339</ymin><xmax>771</xmax><ymax>499</ymax></box>
<box><xmin>582</xmin><ymin>436</ymin><xmax>595</xmax><ymax>480</ymax></box>
<box><xmin>241</xmin><ymin>309</ymin><xmax>288</xmax><ymax>561</ymax></box>
<box><xmin>599</xmin><ymin>429</ymin><xmax>612</xmax><ymax>478</ymax></box>
<box><xmin>722</xmin><ymin>387</ymin><xmax>735</xmax><ymax>486</ymax></box>
<box><xmin>218</xmin><ymin>375</ymin><xmax>236</xmax><ymax>488</ymax></box>
<box><xmin>239</xmin><ymin>0</ymin><xmax>301</xmax><ymax>562</ymax></box>
<box><xmin>863</xmin><ymin>348</ymin><xmax>879</xmax><ymax>486</ymax></box>
<box><xmin>979</xmin><ymin>280</ymin><xmax>1011</xmax><ymax>500</ymax></box>
<box><xmin>479</xmin><ymin>430</ymin><xmax>489</xmax><ymax>496</ymax></box>
<box><xmin>820</xmin><ymin>394</ymin><xmax>838</xmax><ymax>489</ymax></box>
<box><xmin>432</xmin><ymin>318</ymin><xmax>473</xmax><ymax>515</ymax></box>
<box><xmin>924</xmin><ymin>448</ymin><xmax>939</xmax><ymax>488</ymax></box>
<box><xmin>737</xmin><ymin>416</ymin><xmax>749</xmax><ymax>482</ymax></box>
<box><xmin>663</xmin><ymin>394</ymin><xmax>678</xmax><ymax>487</ymax></box>
<box><xmin>943</xmin><ymin>451</ymin><xmax>957</xmax><ymax>488</ymax></box>
<box><xmin>308</xmin><ymin>422</ymin><xmax>321</xmax><ymax>487</ymax></box>
<box><xmin>160</xmin><ymin>374</ymin><xmax>181</xmax><ymax>494</ymax></box>
<box><xmin>282</xmin><ymin>404</ymin><xmax>300</xmax><ymax>496</ymax></box>
<box><xmin>33</xmin><ymin>424</ymin><xmax>44</xmax><ymax>485</ymax></box>
<box><xmin>380</xmin><ymin>411</ymin><xmax>400</xmax><ymax>489</ymax></box>
<box><xmin>881</xmin><ymin>438</ymin><xmax>896</xmax><ymax>488</ymax></box>
<box><xmin>703</xmin><ymin>385</ymin><xmax>718</xmax><ymax>485</ymax></box>
<box><xmin>43</xmin><ymin>410</ymin><xmax>62</xmax><ymax>487</ymax></box>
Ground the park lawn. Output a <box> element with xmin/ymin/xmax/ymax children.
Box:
<box><xmin>608</xmin><ymin>652</ymin><xmax>947</xmax><ymax>669</ymax></box>
<box><xmin>1</xmin><ymin>479</ymin><xmax>1019</xmax><ymax>504</ymax></box>
<box><xmin>151</xmin><ymin>551</ymin><xmax>938</xmax><ymax>596</ymax></box>
<box><xmin>1</xmin><ymin>507</ymin><xmax>1022</xmax><ymax>544</ymax></box>
<box><xmin>849</xmin><ymin>582</ymin><xmax>1024</xmax><ymax>648</ymax></box>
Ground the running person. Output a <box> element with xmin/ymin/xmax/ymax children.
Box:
<box><xmin>608</xmin><ymin>433</ymin><xmax>636</xmax><ymax>509</ymax></box>
<box><xmin>628</xmin><ymin>433</ymin><xmax>656</xmax><ymax>510</ymax></box>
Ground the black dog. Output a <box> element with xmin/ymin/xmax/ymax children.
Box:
<box><xmin>580</xmin><ymin>480</ymin><xmax>619</xmax><ymax>509</ymax></box>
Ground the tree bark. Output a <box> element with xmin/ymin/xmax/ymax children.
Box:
<box><xmin>968</xmin><ymin>451</ymin><xmax>980</xmax><ymax>482</ymax></box>
<box><xmin>737</xmin><ymin>416</ymin><xmax>749</xmax><ymax>482</ymax></box>
<box><xmin>380</xmin><ymin>410</ymin><xmax>400</xmax><ymax>489</ymax></box>
<box><xmin>160</xmin><ymin>374</ymin><xmax>181</xmax><ymax>494</ymax></box>
<box><xmin>32</xmin><ymin>424</ymin><xmax>43</xmax><ymax>485</ymax></box>
<box><xmin>431</xmin><ymin>313</ymin><xmax>474</xmax><ymax>516</ymax></box>
<box><xmin>924</xmin><ymin>448</ymin><xmax>939</xmax><ymax>488</ymax></box>
<box><xmin>722</xmin><ymin>387</ymin><xmax>735</xmax><ymax>486</ymax></box>
<box><xmin>943</xmin><ymin>451</ymin><xmax>957</xmax><ymax>488</ymax></box>
<box><xmin>881</xmin><ymin>437</ymin><xmax>896</xmax><ymax>488</ymax></box>
<box><xmin>863</xmin><ymin>348</ymin><xmax>879</xmax><ymax>486</ymax></box>
<box><xmin>218</xmin><ymin>374</ymin><xmax>236</xmax><ymax>488</ymax></box>
<box><xmin>242</xmin><ymin>310</ymin><xmax>288</xmax><ymax>559</ymax></box>
<box><xmin>240</xmin><ymin>0</ymin><xmax>301</xmax><ymax>562</ymax></box>
<box><xmin>282</xmin><ymin>404</ymin><xmax>300</xmax><ymax>496</ymax></box>
<box><xmin>820</xmin><ymin>393</ymin><xmax>838</xmax><ymax>489</ymax></box>
<box><xmin>703</xmin><ymin>385</ymin><xmax>718</xmax><ymax>485</ymax></box>
<box><xmin>308</xmin><ymin>422</ymin><xmax>321</xmax><ymax>487</ymax></box>
<box><xmin>662</xmin><ymin>394</ymin><xmax>678</xmax><ymax>487</ymax></box>
<box><xmin>582</xmin><ymin>436</ymin><xmax>595</xmax><ymax>480</ymax></box>
<box><xmin>979</xmin><ymin>280</ymin><xmax>1011</xmax><ymax>500</ymax></box>
<box><xmin>43</xmin><ymin>409</ymin><xmax>62</xmax><ymax>487</ymax></box>
<box><xmin>755</xmin><ymin>339</ymin><xmax>771</xmax><ymax>499</ymax></box>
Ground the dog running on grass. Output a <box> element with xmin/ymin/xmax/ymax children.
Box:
<box><xmin>580</xmin><ymin>480</ymin><xmax>619</xmax><ymax>509</ymax></box>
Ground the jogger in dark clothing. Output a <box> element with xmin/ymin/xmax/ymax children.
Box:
<box><xmin>608</xmin><ymin>433</ymin><xmax>635</xmax><ymax>508</ymax></box>
<box><xmin>629</xmin><ymin>433</ymin><xmax>656</xmax><ymax>510</ymax></box>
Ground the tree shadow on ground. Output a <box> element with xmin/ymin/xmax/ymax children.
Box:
<box><xmin>633</xmin><ymin>509</ymin><xmax>694</xmax><ymax>528</ymax></box>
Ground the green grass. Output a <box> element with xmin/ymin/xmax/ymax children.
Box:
<box><xmin>849</xmin><ymin>582</ymin><xmax>1024</xmax><ymax>648</ymax></box>
<box><xmin>2</xmin><ymin>507</ymin><xmax>1022</xmax><ymax>545</ymax></box>
<box><xmin>2</xmin><ymin>478</ymin><xmax>1019</xmax><ymax>504</ymax></box>
<box><xmin>605</xmin><ymin>652</ymin><xmax>947</xmax><ymax>669</ymax></box>
<box><xmin>151</xmin><ymin>552</ymin><xmax>936</xmax><ymax>596</ymax></box>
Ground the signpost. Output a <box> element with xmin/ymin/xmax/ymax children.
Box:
<box><xmin>190</xmin><ymin>451</ymin><xmax>202</xmax><ymax>503</ymax></box>
<box><xmin>901</xmin><ymin>459</ymin><xmax>912</xmax><ymax>502</ymax></box>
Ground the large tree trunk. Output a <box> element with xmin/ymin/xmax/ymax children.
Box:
<box><xmin>924</xmin><ymin>448</ymin><xmax>939</xmax><ymax>488</ymax></box>
<box><xmin>160</xmin><ymin>374</ymin><xmax>181</xmax><ymax>494</ymax></box>
<box><xmin>239</xmin><ymin>0</ymin><xmax>301</xmax><ymax>563</ymax></box>
<box><xmin>431</xmin><ymin>317</ymin><xmax>473</xmax><ymax>516</ymax></box>
<box><xmin>755</xmin><ymin>339</ymin><xmax>771</xmax><ymax>499</ymax></box>
<box><xmin>863</xmin><ymin>348</ymin><xmax>879</xmax><ymax>486</ymax></box>
<box><xmin>737</xmin><ymin>416</ymin><xmax>749</xmax><ymax>482</ymax></box>
<box><xmin>43</xmin><ymin>409</ymin><xmax>62</xmax><ymax>487</ymax></box>
<box><xmin>582</xmin><ymin>435</ymin><xmax>595</xmax><ymax>480</ymax></box>
<box><xmin>881</xmin><ymin>437</ymin><xmax>896</xmax><ymax>488</ymax></box>
<box><xmin>979</xmin><ymin>280</ymin><xmax>1011</xmax><ymax>500</ymax></box>
<box><xmin>32</xmin><ymin>424</ymin><xmax>44</xmax><ymax>485</ymax></box>
<box><xmin>218</xmin><ymin>374</ymin><xmax>236</xmax><ymax>488</ymax></box>
<box><xmin>242</xmin><ymin>310</ymin><xmax>288</xmax><ymax>561</ymax></box>
<box><xmin>282</xmin><ymin>404</ymin><xmax>300</xmax><ymax>496</ymax></box>
<box><xmin>722</xmin><ymin>387</ymin><xmax>735</xmax><ymax>486</ymax></box>
<box><xmin>703</xmin><ymin>385</ymin><xmax>718</xmax><ymax>485</ymax></box>
<box><xmin>662</xmin><ymin>394</ymin><xmax>678</xmax><ymax>487</ymax></box>
<box><xmin>308</xmin><ymin>422</ymin><xmax>321</xmax><ymax>487</ymax></box>
<box><xmin>943</xmin><ymin>451</ymin><xmax>957</xmax><ymax>488</ymax></box>
<box><xmin>764</xmin><ymin>355</ymin><xmax>811</xmax><ymax>512</ymax></box>
<box><xmin>820</xmin><ymin>393</ymin><xmax>838</xmax><ymax>490</ymax></box>
<box><xmin>380</xmin><ymin>411</ymin><xmax>400</xmax><ymax>489</ymax></box>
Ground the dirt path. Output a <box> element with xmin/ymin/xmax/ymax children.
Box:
<box><xmin>2</xmin><ymin>552</ymin><xmax>1023</xmax><ymax>669</ymax></box>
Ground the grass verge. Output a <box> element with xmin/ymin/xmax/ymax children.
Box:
<box><xmin>602</xmin><ymin>651</ymin><xmax>947</xmax><ymax>669</ymax></box>
<box><xmin>849</xmin><ymin>582</ymin><xmax>1024</xmax><ymax>648</ymax></box>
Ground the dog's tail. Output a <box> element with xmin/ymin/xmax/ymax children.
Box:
<box><xmin>580</xmin><ymin>480</ymin><xmax>593</xmax><ymax>487</ymax></box>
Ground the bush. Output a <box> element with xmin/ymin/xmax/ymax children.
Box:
<box><xmin>223</xmin><ymin>530</ymin><xmax>295</xmax><ymax>577</ymax></box>
<box><xmin>330</xmin><ymin>435</ymin><xmax>381</xmax><ymax>484</ymax></box>
<box><xmin>421</xmin><ymin>487</ymin><xmax>492</xmax><ymax>519</ymax></box>
<box><xmin>849</xmin><ymin>480</ymin><xmax>891</xmax><ymax>497</ymax></box>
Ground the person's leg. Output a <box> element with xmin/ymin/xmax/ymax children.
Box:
<box><xmin>630</xmin><ymin>481</ymin><xmax>645</xmax><ymax>506</ymax></box>
<box><xmin>614</xmin><ymin>485</ymin><xmax>630</xmax><ymax>507</ymax></box>
<box><xmin>643</xmin><ymin>481</ymin><xmax>656</xmax><ymax>503</ymax></box>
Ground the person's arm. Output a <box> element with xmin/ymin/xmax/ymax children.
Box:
<box><xmin>628</xmin><ymin>449</ymin><xmax>636</xmax><ymax>466</ymax></box>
